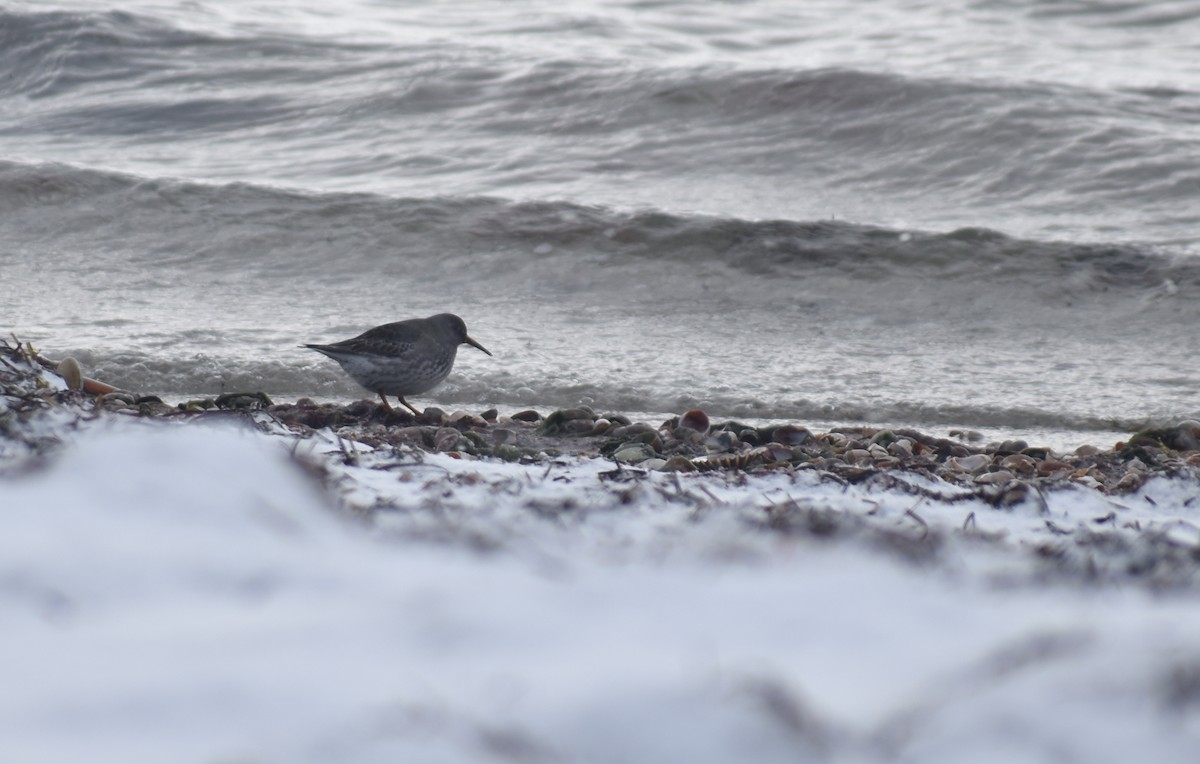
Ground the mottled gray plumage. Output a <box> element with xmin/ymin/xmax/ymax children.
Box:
<box><xmin>304</xmin><ymin>313</ymin><xmax>491</xmax><ymax>415</ymax></box>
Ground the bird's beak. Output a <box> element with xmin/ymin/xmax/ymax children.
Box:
<box><xmin>465</xmin><ymin>336</ymin><xmax>492</xmax><ymax>356</ymax></box>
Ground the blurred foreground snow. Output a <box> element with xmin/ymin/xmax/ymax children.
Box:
<box><xmin>2</xmin><ymin>419</ymin><xmax>1200</xmax><ymax>763</ymax></box>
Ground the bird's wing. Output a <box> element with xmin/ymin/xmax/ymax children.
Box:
<box><xmin>331</xmin><ymin>321</ymin><xmax>423</xmax><ymax>357</ymax></box>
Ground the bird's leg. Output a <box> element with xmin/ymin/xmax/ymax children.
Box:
<box><xmin>376</xmin><ymin>392</ymin><xmax>394</xmax><ymax>413</ymax></box>
<box><xmin>397</xmin><ymin>396</ymin><xmax>422</xmax><ymax>417</ymax></box>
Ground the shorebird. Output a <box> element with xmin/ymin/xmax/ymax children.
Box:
<box><xmin>304</xmin><ymin>313</ymin><xmax>491</xmax><ymax>416</ymax></box>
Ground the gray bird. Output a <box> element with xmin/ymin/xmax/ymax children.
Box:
<box><xmin>304</xmin><ymin>313</ymin><xmax>491</xmax><ymax>416</ymax></box>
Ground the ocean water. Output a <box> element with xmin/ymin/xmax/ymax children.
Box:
<box><xmin>3</xmin><ymin>0</ymin><xmax>1200</xmax><ymax>448</ymax></box>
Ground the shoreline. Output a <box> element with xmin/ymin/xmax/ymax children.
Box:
<box><xmin>7</xmin><ymin>335</ymin><xmax>1200</xmax><ymax>592</ymax></box>
<box><xmin>6</xmin><ymin>338</ymin><xmax>1199</xmax><ymax>500</ymax></box>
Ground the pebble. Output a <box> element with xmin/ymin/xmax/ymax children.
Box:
<box><xmin>448</xmin><ymin>410</ymin><xmax>488</xmax><ymax>428</ymax></box>
<box><xmin>419</xmin><ymin>407</ymin><xmax>447</xmax><ymax>425</ymax></box>
<box><xmin>764</xmin><ymin>443</ymin><xmax>793</xmax><ymax>462</ymax></box>
<box><xmin>495</xmin><ymin>444</ymin><xmax>523</xmax><ymax>462</ymax></box>
<box><xmin>999</xmin><ymin>454</ymin><xmax>1037</xmax><ymax>475</ymax></box>
<box><xmin>561</xmin><ymin>418</ymin><xmax>596</xmax><ymax>434</ymax></box>
<box><xmin>677</xmin><ymin>409</ymin><xmax>710</xmax><ymax>434</ymax></box>
<box><xmin>56</xmin><ymin>357</ymin><xmax>83</xmax><ymax>391</ymax></box>
<box><xmin>610</xmin><ymin>423</ymin><xmax>656</xmax><ymax>440</ymax></box>
<box><xmin>705</xmin><ymin>431</ymin><xmax>740</xmax><ymax>452</ymax></box>
<box><xmin>613</xmin><ymin>444</ymin><xmax>656</xmax><ymax>464</ymax></box>
<box><xmin>659</xmin><ymin>455</ymin><xmax>699</xmax><ymax>472</ymax></box>
<box><xmin>946</xmin><ymin>454</ymin><xmax>992</xmax><ymax>473</ymax></box>
<box><xmin>975</xmin><ymin>470</ymin><xmax>1016</xmax><ymax>484</ymax></box>
<box><xmin>845</xmin><ymin>448</ymin><xmax>873</xmax><ymax>465</ymax></box>
<box><xmin>1037</xmin><ymin>459</ymin><xmax>1073</xmax><ymax>477</ymax></box>
<box><xmin>996</xmin><ymin>439</ymin><xmax>1028</xmax><ymax>454</ymax></box>
<box><xmin>869</xmin><ymin>429</ymin><xmax>897</xmax><ymax>446</ymax></box>
<box><xmin>557</xmin><ymin>407</ymin><xmax>595</xmax><ymax>421</ymax></box>
<box><xmin>434</xmin><ymin>427</ymin><xmax>464</xmax><ymax>452</ymax></box>
<box><xmin>770</xmin><ymin>424</ymin><xmax>812</xmax><ymax>446</ymax></box>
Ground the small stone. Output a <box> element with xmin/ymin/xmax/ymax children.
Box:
<box><xmin>677</xmin><ymin>409</ymin><xmax>710</xmax><ymax>434</ymax></box>
<box><xmin>999</xmin><ymin>454</ymin><xmax>1037</xmax><ymax>475</ymax></box>
<box><xmin>396</xmin><ymin>426</ymin><xmax>433</xmax><ymax>446</ymax></box>
<box><xmin>1037</xmin><ymin>458</ymin><xmax>1073</xmax><ymax>477</ymax></box>
<box><xmin>868</xmin><ymin>429</ymin><xmax>897</xmax><ymax>447</ymax></box>
<box><xmin>763</xmin><ymin>443</ymin><xmax>793</xmax><ymax>462</ymax></box>
<box><xmin>975</xmin><ymin>470</ymin><xmax>1016</xmax><ymax>484</ymax></box>
<box><xmin>561</xmin><ymin>418</ymin><xmax>595</xmax><ymax>435</ymax></box>
<box><xmin>346</xmin><ymin>400</ymin><xmax>378</xmax><ymax>417</ymax></box>
<box><xmin>419</xmin><ymin>407</ymin><xmax>447</xmax><ymax>425</ymax></box>
<box><xmin>56</xmin><ymin>357</ymin><xmax>83</xmax><ymax>391</ymax></box>
<box><xmin>844</xmin><ymin>448</ymin><xmax>873</xmax><ymax>465</ymax></box>
<box><xmin>461</xmin><ymin>430</ymin><xmax>488</xmax><ymax>451</ymax></box>
<box><xmin>511</xmin><ymin>409</ymin><xmax>542</xmax><ymax>422</ymax></box>
<box><xmin>613</xmin><ymin>444</ymin><xmax>656</xmax><ymax>464</ymax></box>
<box><xmin>216</xmin><ymin>392</ymin><xmax>273</xmax><ymax>410</ymax></box>
<box><xmin>448</xmin><ymin>410</ymin><xmax>488</xmax><ymax>428</ymax></box>
<box><xmin>821</xmin><ymin>432</ymin><xmax>851</xmax><ymax>449</ymax></box>
<box><xmin>99</xmin><ymin>392</ymin><xmax>137</xmax><ymax>407</ymax></box>
<box><xmin>557</xmin><ymin>407</ymin><xmax>595</xmax><ymax>422</ymax></box>
<box><xmin>770</xmin><ymin>424</ymin><xmax>812</xmax><ymax>446</ymax></box>
<box><xmin>705</xmin><ymin>431</ymin><xmax>740</xmax><ymax>452</ymax></box>
<box><xmin>1073</xmin><ymin>474</ymin><xmax>1103</xmax><ymax>489</ymax></box>
<box><xmin>433</xmin><ymin>427</ymin><xmax>463</xmax><ymax>451</ymax></box>
<box><xmin>641</xmin><ymin>458</ymin><xmax>668</xmax><ymax>471</ymax></box>
<box><xmin>538</xmin><ymin>407</ymin><xmax>595</xmax><ymax>433</ymax></box>
<box><xmin>659</xmin><ymin>455</ymin><xmax>698</xmax><ymax>472</ymax></box>
<box><xmin>480</xmin><ymin>408</ymin><xmax>499</xmax><ymax>422</ymax></box>
<box><xmin>610</xmin><ymin>423</ymin><xmax>656</xmax><ymax>440</ymax></box>
<box><xmin>631</xmin><ymin>431</ymin><xmax>663</xmax><ymax>451</ymax></box>
<box><xmin>495</xmin><ymin>444</ymin><xmax>523</xmax><ymax>462</ymax></box>
<box><xmin>1113</xmin><ymin>471</ymin><xmax>1145</xmax><ymax>492</ymax></box>
<box><xmin>946</xmin><ymin>454</ymin><xmax>992</xmax><ymax>473</ymax></box>
<box><xmin>179</xmin><ymin>398</ymin><xmax>216</xmax><ymax>411</ymax></box>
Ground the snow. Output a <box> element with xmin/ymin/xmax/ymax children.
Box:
<box><xmin>3</xmin><ymin>416</ymin><xmax>1200</xmax><ymax>762</ymax></box>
